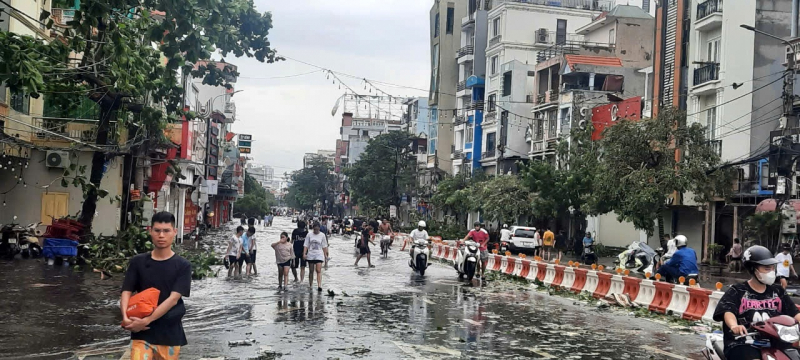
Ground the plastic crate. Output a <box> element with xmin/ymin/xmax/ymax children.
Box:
<box><xmin>42</xmin><ymin>238</ymin><xmax>79</xmax><ymax>258</ymax></box>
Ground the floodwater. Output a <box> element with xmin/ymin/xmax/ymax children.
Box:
<box><xmin>0</xmin><ymin>217</ymin><xmax>707</xmax><ymax>359</ymax></box>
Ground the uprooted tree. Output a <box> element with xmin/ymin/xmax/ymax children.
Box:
<box><xmin>0</xmin><ymin>0</ymin><xmax>280</xmax><ymax>233</ymax></box>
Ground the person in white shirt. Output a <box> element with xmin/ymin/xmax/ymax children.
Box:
<box><xmin>500</xmin><ymin>224</ymin><xmax>512</xmax><ymax>242</ymax></box>
<box><xmin>246</xmin><ymin>227</ymin><xmax>258</xmax><ymax>276</ymax></box>
<box><xmin>533</xmin><ymin>228</ymin><xmax>542</xmax><ymax>257</ymax></box>
<box><xmin>776</xmin><ymin>242</ymin><xmax>797</xmax><ymax>289</ymax></box>
<box><xmin>409</xmin><ymin>221</ymin><xmax>429</xmax><ymax>259</ymax></box>
<box><xmin>303</xmin><ymin>222</ymin><xmax>329</xmax><ymax>292</ymax></box>
<box><xmin>224</xmin><ymin>226</ymin><xmax>244</xmax><ymax>278</ymax></box>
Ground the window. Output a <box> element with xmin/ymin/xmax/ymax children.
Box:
<box><xmin>10</xmin><ymin>90</ymin><xmax>29</xmax><ymax>115</ymax></box>
<box><xmin>487</xmin><ymin>94</ymin><xmax>496</xmax><ymax>112</ymax></box>
<box><xmin>707</xmin><ymin>38</ymin><xmax>720</xmax><ymax>62</ymax></box>
<box><xmin>502</xmin><ymin>71</ymin><xmax>512</xmax><ymax>97</ymax></box>
<box><xmin>556</xmin><ymin>19</ymin><xmax>567</xmax><ymax>45</ymax></box>
<box><xmin>446</xmin><ymin>7</ymin><xmax>454</xmax><ymax>34</ymax></box>
<box><xmin>609</xmin><ymin>28</ymin><xmax>616</xmax><ymax>44</ymax></box>
<box><xmin>430</xmin><ymin>44</ymin><xmax>440</xmax><ymax>94</ymax></box>
<box><xmin>492</xmin><ymin>17</ymin><xmax>501</xmax><ymax>37</ymax></box>
<box><xmin>362</xmin><ymin>130</ymin><xmax>369</xmax><ymax>137</ymax></box>
<box><xmin>486</xmin><ymin>132</ymin><xmax>496</xmax><ymax>156</ymax></box>
<box><xmin>490</xmin><ymin>55</ymin><xmax>498</xmax><ymax>75</ymax></box>
<box><xmin>429</xmin><ymin>139</ymin><xmax>437</xmax><ymax>155</ymax></box>
<box><xmin>706</xmin><ymin>106</ymin><xmax>717</xmax><ymax>139</ymax></box>
<box><xmin>434</xmin><ymin>13</ymin><xmax>440</xmax><ymax>38</ymax></box>
<box><xmin>466</xmin><ymin>123</ymin><xmax>474</xmax><ymax>143</ymax></box>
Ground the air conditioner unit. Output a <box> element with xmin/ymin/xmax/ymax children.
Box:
<box><xmin>45</xmin><ymin>151</ymin><xmax>70</xmax><ymax>169</ymax></box>
<box><xmin>535</xmin><ymin>29</ymin><xmax>549</xmax><ymax>44</ymax></box>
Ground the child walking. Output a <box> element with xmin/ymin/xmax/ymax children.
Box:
<box><xmin>272</xmin><ymin>232</ymin><xmax>294</xmax><ymax>291</ymax></box>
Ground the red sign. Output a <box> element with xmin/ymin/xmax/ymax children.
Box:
<box><xmin>591</xmin><ymin>96</ymin><xmax>642</xmax><ymax>141</ymax></box>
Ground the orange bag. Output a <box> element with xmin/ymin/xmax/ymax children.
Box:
<box><xmin>126</xmin><ymin>288</ymin><xmax>160</xmax><ymax>319</ymax></box>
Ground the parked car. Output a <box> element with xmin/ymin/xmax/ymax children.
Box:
<box><xmin>506</xmin><ymin>226</ymin><xmax>538</xmax><ymax>253</ymax></box>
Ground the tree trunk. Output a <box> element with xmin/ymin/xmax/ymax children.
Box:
<box><xmin>657</xmin><ymin>211</ymin><xmax>665</xmax><ymax>245</ymax></box>
<box><xmin>77</xmin><ymin>98</ymin><xmax>119</xmax><ymax>236</ymax></box>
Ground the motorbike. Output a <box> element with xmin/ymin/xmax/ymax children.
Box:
<box><xmin>331</xmin><ymin>223</ymin><xmax>340</xmax><ymax>235</ymax></box>
<box><xmin>409</xmin><ymin>238</ymin><xmax>430</xmax><ymax>276</ymax></box>
<box><xmin>344</xmin><ymin>224</ymin><xmax>354</xmax><ymax>236</ymax></box>
<box><xmin>0</xmin><ymin>222</ymin><xmax>42</xmax><ymax>260</ymax></box>
<box><xmin>454</xmin><ymin>239</ymin><xmax>480</xmax><ymax>281</ymax></box>
<box><xmin>498</xmin><ymin>240</ymin><xmax>509</xmax><ymax>253</ymax></box>
<box><xmin>703</xmin><ymin>315</ymin><xmax>800</xmax><ymax>360</ymax></box>
<box><xmin>614</xmin><ymin>241</ymin><xmax>659</xmax><ymax>276</ymax></box>
<box><xmin>380</xmin><ymin>234</ymin><xmax>392</xmax><ymax>258</ymax></box>
<box><xmin>583</xmin><ymin>243</ymin><xmax>597</xmax><ymax>265</ymax></box>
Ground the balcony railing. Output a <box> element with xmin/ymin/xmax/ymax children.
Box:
<box><xmin>457</xmin><ymin>45</ymin><xmax>474</xmax><ymax>59</ymax></box>
<box><xmin>457</xmin><ymin>80</ymin><xmax>467</xmax><ymax>92</ymax></box>
<box><xmin>454</xmin><ymin>115</ymin><xmax>466</xmax><ymax>125</ymax></box>
<box><xmin>31</xmin><ymin>117</ymin><xmax>118</xmax><ymax>143</ymax></box>
<box><xmin>709</xmin><ymin>139</ymin><xmax>722</xmax><ymax>156</ymax></box>
<box><xmin>536</xmin><ymin>40</ymin><xmax>615</xmax><ymax>63</ymax></box>
<box><xmin>453</xmin><ymin>150</ymin><xmax>464</xmax><ymax>160</ymax></box>
<box><xmin>482</xmin><ymin>151</ymin><xmax>496</xmax><ymax>159</ymax></box>
<box><xmin>489</xmin><ymin>35</ymin><xmax>502</xmax><ymax>48</ymax></box>
<box><xmin>535</xmin><ymin>90</ymin><xmax>559</xmax><ymax>105</ymax></box>
<box><xmin>485</xmin><ymin>111</ymin><xmax>497</xmax><ymax>123</ymax></box>
<box><xmin>697</xmin><ymin>0</ymin><xmax>723</xmax><ymax>20</ymax></box>
<box><xmin>468</xmin><ymin>100</ymin><xmax>484</xmax><ymax>111</ymax></box>
<box><xmin>494</xmin><ymin>0</ymin><xmax>612</xmax><ymax>11</ymax></box>
<box><xmin>693</xmin><ymin>63</ymin><xmax>720</xmax><ymax>86</ymax></box>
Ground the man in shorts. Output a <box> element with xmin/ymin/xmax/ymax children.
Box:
<box><xmin>542</xmin><ymin>227</ymin><xmax>555</xmax><ymax>262</ymax></box>
<box><xmin>290</xmin><ymin>220</ymin><xmax>308</xmax><ymax>283</ymax></box>
<box><xmin>245</xmin><ymin>227</ymin><xmax>257</xmax><ymax>276</ymax></box>
<box><xmin>121</xmin><ymin>211</ymin><xmax>191</xmax><ymax>360</ymax></box>
<box><xmin>463</xmin><ymin>222</ymin><xmax>490</xmax><ymax>279</ymax></box>
<box><xmin>355</xmin><ymin>224</ymin><xmax>375</xmax><ymax>267</ymax></box>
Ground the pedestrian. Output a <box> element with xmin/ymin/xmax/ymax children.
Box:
<box><xmin>776</xmin><ymin>243</ymin><xmax>797</xmax><ymax>289</ymax></box>
<box><xmin>268</xmin><ymin>213</ymin><xmax>274</xmax><ymax>227</ymax></box>
<box><xmin>225</xmin><ymin>226</ymin><xmax>244</xmax><ymax>278</ymax></box>
<box><xmin>533</xmin><ymin>227</ymin><xmax>542</xmax><ymax>258</ymax></box>
<box><xmin>543</xmin><ymin>227</ymin><xmax>555</xmax><ymax>262</ymax></box>
<box><xmin>121</xmin><ymin>211</ymin><xmax>191</xmax><ymax>360</ymax></box>
<box><xmin>500</xmin><ymin>224</ymin><xmax>512</xmax><ymax>252</ymax></box>
<box><xmin>304</xmin><ymin>222</ymin><xmax>329</xmax><ymax>292</ymax></box>
<box><xmin>326</xmin><ymin>216</ymin><xmax>333</xmax><ymax>235</ymax></box>
<box><xmin>264</xmin><ymin>214</ymin><xmax>268</xmax><ymax>228</ymax></box>
<box><xmin>272</xmin><ymin>232</ymin><xmax>294</xmax><ymax>291</ymax></box>
<box><xmin>355</xmin><ymin>224</ymin><xmax>375</xmax><ymax>267</ymax></box>
<box><xmin>290</xmin><ymin>220</ymin><xmax>308</xmax><ymax>282</ymax></box>
<box><xmin>240</xmin><ymin>216</ymin><xmax>246</xmax><ymax>226</ymax></box>
<box><xmin>245</xmin><ymin>227</ymin><xmax>258</xmax><ymax>276</ymax></box>
<box><xmin>727</xmin><ymin>238</ymin><xmax>743</xmax><ymax>273</ymax></box>
<box><xmin>239</xmin><ymin>227</ymin><xmax>252</xmax><ymax>277</ymax></box>
<box><xmin>554</xmin><ymin>230</ymin><xmax>568</xmax><ymax>263</ymax></box>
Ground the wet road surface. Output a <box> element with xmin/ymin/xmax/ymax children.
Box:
<box><xmin>0</xmin><ymin>217</ymin><xmax>708</xmax><ymax>359</ymax></box>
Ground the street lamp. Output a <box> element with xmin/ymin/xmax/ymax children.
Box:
<box><xmin>210</xmin><ymin>89</ymin><xmax>245</xmax><ymax>113</ymax></box>
<box><xmin>740</xmin><ymin>24</ymin><xmax>793</xmax><ymax>45</ymax></box>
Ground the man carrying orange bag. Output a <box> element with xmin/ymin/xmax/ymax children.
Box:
<box><xmin>120</xmin><ymin>211</ymin><xmax>192</xmax><ymax>360</ymax></box>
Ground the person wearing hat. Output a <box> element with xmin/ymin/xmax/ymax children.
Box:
<box><xmin>776</xmin><ymin>243</ymin><xmax>797</xmax><ymax>289</ymax></box>
<box><xmin>713</xmin><ymin>245</ymin><xmax>800</xmax><ymax>360</ymax></box>
<box><xmin>655</xmin><ymin>235</ymin><xmax>697</xmax><ymax>283</ymax></box>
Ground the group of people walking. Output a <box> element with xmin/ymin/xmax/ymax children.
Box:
<box><xmin>240</xmin><ymin>213</ymin><xmax>274</xmax><ymax>227</ymax></box>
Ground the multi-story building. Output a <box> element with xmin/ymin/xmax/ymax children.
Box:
<box><xmin>452</xmin><ymin>0</ymin><xmax>488</xmax><ymax>176</ymax></box>
<box><xmin>481</xmin><ymin>0</ymin><xmax>612</xmax><ymax>175</ymax></box>
<box><xmin>429</xmin><ymin>0</ymin><xmax>467</xmax><ymax>175</ymax></box>
<box><xmin>304</xmin><ymin>149</ymin><xmax>336</xmax><ymax>168</ymax></box>
<box><xmin>530</xmin><ymin>5</ymin><xmax>653</xmax><ymax>163</ymax></box>
<box><xmin>402</xmin><ymin>97</ymin><xmax>430</xmax><ymax>137</ymax></box>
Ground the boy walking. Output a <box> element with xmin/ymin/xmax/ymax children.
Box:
<box><xmin>121</xmin><ymin>211</ymin><xmax>192</xmax><ymax>360</ymax></box>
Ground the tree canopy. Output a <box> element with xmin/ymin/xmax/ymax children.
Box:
<box><xmin>346</xmin><ymin>131</ymin><xmax>417</xmax><ymax>209</ymax></box>
<box><xmin>285</xmin><ymin>155</ymin><xmax>335</xmax><ymax>211</ymax></box>
<box><xmin>235</xmin><ymin>174</ymin><xmax>276</xmax><ymax>217</ymax></box>
<box><xmin>471</xmin><ymin>175</ymin><xmax>534</xmax><ymax>224</ymax></box>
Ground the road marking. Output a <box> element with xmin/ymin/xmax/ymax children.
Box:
<box><xmin>423</xmin><ymin>298</ymin><xmax>436</xmax><ymax>305</ymax></box>
<box><xmin>640</xmin><ymin>345</ymin><xmax>689</xmax><ymax>359</ymax></box>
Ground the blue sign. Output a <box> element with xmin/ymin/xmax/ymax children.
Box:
<box><xmin>466</xmin><ymin>75</ymin><xmax>485</xmax><ymax>89</ymax></box>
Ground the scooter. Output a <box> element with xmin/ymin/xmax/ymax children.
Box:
<box><xmin>379</xmin><ymin>234</ymin><xmax>392</xmax><ymax>258</ymax></box>
<box><xmin>583</xmin><ymin>243</ymin><xmax>597</xmax><ymax>265</ymax></box>
<box><xmin>702</xmin><ymin>315</ymin><xmax>800</xmax><ymax>360</ymax></box>
<box><xmin>0</xmin><ymin>222</ymin><xmax>42</xmax><ymax>260</ymax></box>
<box><xmin>409</xmin><ymin>238</ymin><xmax>430</xmax><ymax>276</ymax></box>
<box><xmin>454</xmin><ymin>239</ymin><xmax>480</xmax><ymax>281</ymax></box>
<box><xmin>331</xmin><ymin>223</ymin><xmax>340</xmax><ymax>235</ymax></box>
<box><xmin>344</xmin><ymin>224</ymin><xmax>354</xmax><ymax>236</ymax></box>
<box><xmin>614</xmin><ymin>241</ymin><xmax>659</xmax><ymax>277</ymax></box>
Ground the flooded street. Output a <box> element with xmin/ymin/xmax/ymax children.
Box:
<box><xmin>0</xmin><ymin>217</ymin><xmax>707</xmax><ymax>359</ymax></box>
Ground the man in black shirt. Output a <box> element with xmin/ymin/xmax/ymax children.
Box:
<box><xmin>290</xmin><ymin>220</ymin><xmax>309</xmax><ymax>283</ymax></box>
<box><xmin>121</xmin><ymin>211</ymin><xmax>192</xmax><ymax>360</ymax></box>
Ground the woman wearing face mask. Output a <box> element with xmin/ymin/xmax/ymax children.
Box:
<box><xmin>713</xmin><ymin>245</ymin><xmax>800</xmax><ymax>360</ymax></box>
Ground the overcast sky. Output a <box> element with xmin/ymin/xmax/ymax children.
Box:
<box><xmin>226</xmin><ymin>0</ymin><xmax>432</xmax><ymax>177</ymax></box>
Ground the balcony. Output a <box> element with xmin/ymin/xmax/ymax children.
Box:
<box><xmin>468</xmin><ymin>100</ymin><xmax>484</xmax><ymax>111</ymax></box>
<box><xmin>462</xmin><ymin>12</ymin><xmax>475</xmax><ymax>28</ymax></box>
<box><xmin>489</xmin><ymin>35</ymin><xmax>502</xmax><ymax>48</ymax></box>
<box><xmin>457</xmin><ymin>80</ymin><xmax>466</xmax><ymax>92</ymax></box>
<box><xmin>536</xmin><ymin>40</ymin><xmax>615</xmax><ymax>63</ymax></box>
<box><xmin>31</xmin><ymin>117</ymin><xmax>119</xmax><ymax>145</ymax></box>
<box><xmin>709</xmin><ymin>139</ymin><xmax>722</xmax><ymax>157</ymax></box>
<box><xmin>493</xmin><ymin>0</ymin><xmax>612</xmax><ymax>11</ymax></box>
<box><xmin>534</xmin><ymin>90</ymin><xmax>560</xmax><ymax>107</ymax></box>
<box><xmin>454</xmin><ymin>115</ymin><xmax>466</xmax><ymax>125</ymax></box>
<box><xmin>693</xmin><ymin>63</ymin><xmax>720</xmax><ymax>87</ymax></box>
<box><xmin>482</xmin><ymin>151</ymin><xmax>496</xmax><ymax>160</ymax></box>
<box><xmin>453</xmin><ymin>150</ymin><xmax>464</xmax><ymax>160</ymax></box>
<box><xmin>51</xmin><ymin>8</ymin><xmax>76</xmax><ymax>26</ymax></box>
<box><xmin>484</xmin><ymin>111</ymin><xmax>497</xmax><ymax>123</ymax></box>
<box><xmin>456</xmin><ymin>45</ymin><xmax>474</xmax><ymax>59</ymax></box>
<box><xmin>351</xmin><ymin>120</ymin><xmax>388</xmax><ymax>131</ymax></box>
<box><xmin>696</xmin><ymin>0</ymin><xmax>723</xmax><ymax>31</ymax></box>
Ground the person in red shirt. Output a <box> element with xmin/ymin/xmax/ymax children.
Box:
<box><xmin>463</xmin><ymin>222</ymin><xmax>490</xmax><ymax>279</ymax></box>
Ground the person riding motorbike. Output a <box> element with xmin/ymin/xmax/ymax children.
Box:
<box><xmin>462</xmin><ymin>222</ymin><xmax>490</xmax><ymax>279</ymax></box>
<box><xmin>378</xmin><ymin>218</ymin><xmax>394</xmax><ymax>249</ymax></box>
<box><xmin>409</xmin><ymin>221</ymin><xmax>430</xmax><ymax>259</ymax></box>
<box><xmin>655</xmin><ymin>235</ymin><xmax>698</xmax><ymax>282</ymax></box>
<box><xmin>713</xmin><ymin>245</ymin><xmax>800</xmax><ymax>360</ymax></box>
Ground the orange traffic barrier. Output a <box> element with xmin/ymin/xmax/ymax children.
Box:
<box><xmin>649</xmin><ymin>282</ymin><xmax>675</xmax><ymax>314</ymax></box>
<box><xmin>571</xmin><ymin>268</ymin><xmax>588</xmax><ymax>293</ymax></box>
<box><xmin>683</xmin><ymin>287</ymin><xmax>713</xmax><ymax>321</ymax></box>
<box><xmin>551</xmin><ymin>265</ymin><xmax>565</xmax><ymax>287</ymax></box>
<box><xmin>435</xmin><ymin>245</ymin><xmax>444</xmax><ymax>258</ymax></box>
<box><xmin>536</xmin><ymin>262</ymin><xmax>548</xmax><ymax>282</ymax></box>
<box><xmin>491</xmin><ymin>255</ymin><xmax>502</xmax><ymax>271</ymax></box>
<box><xmin>593</xmin><ymin>272</ymin><xmax>613</xmax><ymax>299</ymax></box>
<box><xmin>622</xmin><ymin>276</ymin><xmax>642</xmax><ymax>302</ymax></box>
<box><xmin>504</xmin><ymin>257</ymin><xmax>516</xmax><ymax>275</ymax></box>
<box><xmin>443</xmin><ymin>247</ymin><xmax>452</xmax><ymax>261</ymax></box>
<box><xmin>519</xmin><ymin>259</ymin><xmax>531</xmax><ymax>278</ymax></box>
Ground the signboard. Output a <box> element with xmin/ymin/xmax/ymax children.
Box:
<box><xmin>238</xmin><ymin>134</ymin><xmax>252</xmax><ymax>141</ymax></box>
<box><xmin>390</xmin><ymin>205</ymin><xmax>397</xmax><ymax>218</ymax></box>
<box><xmin>206</xmin><ymin>180</ymin><xmax>219</xmax><ymax>195</ymax></box>
<box><xmin>239</xmin><ymin>147</ymin><xmax>251</xmax><ymax>154</ymax></box>
<box><xmin>238</xmin><ymin>140</ymin><xmax>252</xmax><ymax>147</ymax></box>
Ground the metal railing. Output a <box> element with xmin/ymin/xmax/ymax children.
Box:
<box><xmin>482</xmin><ymin>151</ymin><xmax>496</xmax><ymax>159</ymax></box>
<box><xmin>457</xmin><ymin>45</ymin><xmax>474</xmax><ymax>59</ymax></box>
<box><xmin>697</xmin><ymin>0</ymin><xmax>723</xmax><ymax>20</ymax></box>
<box><xmin>469</xmin><ymin>100</ymin><xmax>484</xmax><ymax>111</ymax></box>
<box><xmin>485</xmin><ymin>111</ymin><xmax>497</xmax><ymax>122</ymax></box>
<box><xmin>693</xmin><ymin>63</ymin><xmax>720</xmax><ymax>86</ymax></box>
<box><xmin>526</xmin><ymin>95</ymin><xmax>536</xmax><ymax>103</ymax></box>
<box><xmin>31</xmin><ymin>117</ymin><xmax>118</xmax><ymax>143</ymax></box>
<box><xmin>709</xmin><ymin>139</ymin><xmax>722</xmax><ymax>156</ymax></box>
<box><xmin>536</xmin><ymin>40</ymin><xmax>615</xmax><ymax>63</ymax></box>
<box><xmin>457</xmin><ymin>80</ymin><xmax>467</xmax><ymax>92</ymax></box>
<box><xmin>494</xmin><ymin>0</ymin><xmax>612</xmax><ymax>11</ymax></box>
<box><xmin>454</xmin><ymin>115</ymin><xmax>466</xmax><ymax>125</ymax></box>
<box><xmin>489</xmin><ymin>35</ymin><xmax>502</xmax><ymax>48</ymax></box>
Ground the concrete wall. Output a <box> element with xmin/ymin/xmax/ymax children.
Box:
<box><xmin>613</xmin><ymin>17</ymin><xmax>655</xmax><ymax>69</ymax></box>
<box><xmin>0</xmin><ymin>150</ymin><xmax>123</xmax><ymax>236</ymax></box>
<box><xmin>587</xmin><ymin>212</ymin><xmax>645</xmax><ymax>248</ymax></box>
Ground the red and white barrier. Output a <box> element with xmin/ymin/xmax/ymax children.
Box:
<box><xmin>571</xmin><ymin>268</ymin><xmax>588</xmax><ymax>293</ymax></box>
<box><xmin>500</xmin><ymin>257</ymin><xmax>510</xmax><ymax>275</ymax></box>
<box><xmin>561</xmin><ymin>267</ymin><xmax>576</xmax><ymax>289</ymax></box>
<box><xmin>519</xmin><ymin>259</ymin><xmax>532</xmax><ymax>279</ymax></box>
<box><xmin>649</xmin><ymin>282</ymin><xmax>675</xmax><ymax>314</ymax></box>
<box><xmin>593</xmin><ymin>272</ymin><xmax>613</xmax><ymax>299</ymax></box>
<box><xmin>584</xmin><ymin>270</ymin><xmax>599</xmax><ymax>294</ymax></box>
<box><xmin>512</xmin><ymin>258</ymin><xmax>523</xmax><ymax>277</ymax></box>
<box><xmin>525</xmin><ymin>260</ymin><xmax>539</xmax><ymax>281</ymax></box>
<box><xmin>635</xmin><ymin>279</ymin><xmax>657</xmax><ymax>308</ymax></box>
<box><xmin>667</xmin><ymin>285</ymin><xmax>690</xmax><ymax>317</ymax></box>
<box><xmin>702</xmin><ymin>291</ymin><xmax>724</xmax><ymax>323</ymax></box>
<box><xmin>609</xmin><ymin>275</ymin><xmax>625</xmax><ymax>297</ymax></box>
<box><xmin>542</xmin><ymin>263</ymin><xmax>556</xmax><ymax>286</ymax></box>
<box><xmin>485</xmin><ymin>253</ymin><xmax>497</xmax><ymax>270</ymax></box>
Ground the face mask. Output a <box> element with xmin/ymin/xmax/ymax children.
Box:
<box><xmin>756</xmin><ymin>270</ymin><xmax>776</xmax><ymax>286</ymax></box>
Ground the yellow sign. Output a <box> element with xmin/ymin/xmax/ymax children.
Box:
<box><xmin>239</xmin><ymin>147</ymin><xmax>251</xmax><ymax>154</ymax></box>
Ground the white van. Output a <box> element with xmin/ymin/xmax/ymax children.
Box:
<box><xmin>507</xmin><ymin>226</ymin><xmax>538</xmax><ymax>252</ymax></box>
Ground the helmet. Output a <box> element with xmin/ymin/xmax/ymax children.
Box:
<box><xmin>503</xmin><ymin>224</ymin><xmax>508</xmax><ymax>228</ymax></box>
<box><xmin>782</xmin><ymin>242</ymin><xmax>792</xmax><ymax>251</ymax></box>
<box><xmin>418</xmin><ymin>221</ymin><xmax>426</xmax><ymax>228</ymax></box>
<box><xmin>474</xmin><ymin>222</ymin><xmax>481</xmax><ymax>227</ymax></box>
<box><xmin>743</xmin><ymin>245</ymin><xmax>779</xmax><ymax>273</ymax></box>
<box><xmin>674</xmin><ymin>235</ymin><xmax>687</xmax><ymax>248</ymax></box>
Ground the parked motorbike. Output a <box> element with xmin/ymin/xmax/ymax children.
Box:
<box><xmin>454</xmin><ymin>239</ymin><xmax>480</xmax><ymax>281</ymax></box>
<box><xmin>583</xmin><ymin>243</ymin><xmax>597</xmax><ymax>265</ymax></box>
<box><xmin>379</xmin><ymin>235</ymin><xmax>392</xmax><ymax>258</ymax></box>
<box><xmin>498</xmin><ymin>240</ymin><xmax>509</xmax><ymax>254</ymax></box>
<box><xmin>409</xmin><ymin>239</ymin><xmax>430</xmax><ymax>276</ymax></box>
<box><xmin>0</xmin><ymin>222</ymin><xmax>42</xmax><ymax>260</ymax></box>
<box><xmin>331</xmin><ymin>223</ymin><xmax>340</xmax><ymax>235</ymax></box>
<box><xmin>703</xmin><ymin>315</ymin><xmax>800</xmax><ymax>360</ymax></box>
<box><xmin>614</xmin><ymin>241</ymin><xmax>659</xmax><ymax>276</ymax></box>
